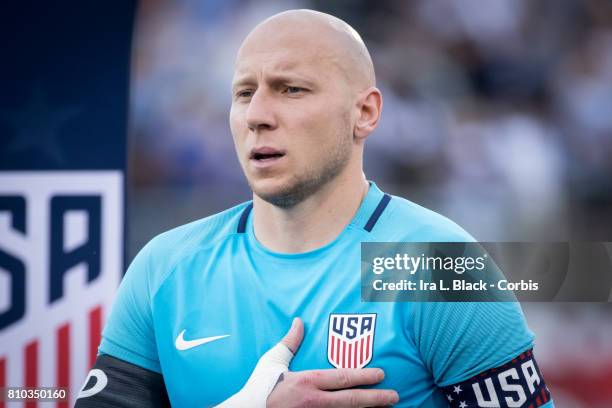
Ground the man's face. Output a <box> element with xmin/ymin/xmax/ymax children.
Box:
<box><xmin>229</xmin><ymin>28</ymin><xmax>356</xmax><ymax>207</ymax></box>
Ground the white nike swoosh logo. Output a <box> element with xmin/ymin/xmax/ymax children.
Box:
<box><xmin>175</xmin><ymin>330</ymin><xmax>230</xmax><ymax>351</ymax></box>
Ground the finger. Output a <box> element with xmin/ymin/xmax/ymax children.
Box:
<box><xmin>309</xmin><ymin>368</ymin><xmax>385</xmax><ymax>390</ymax></box>
<box><xmin>280</xmin><ymin>317</ymin><xmax>304</xmax><ymax>354</ymax></box>
<box><xmin>322</xmin><ymin>388</ymin><xmax>399</xmax><ymax>408</ymax></box>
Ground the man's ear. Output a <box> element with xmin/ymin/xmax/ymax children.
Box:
<box><xmin>354</xmin><ymin>87</ymin><xmax>382</xmax><ymax>140</ymax></box>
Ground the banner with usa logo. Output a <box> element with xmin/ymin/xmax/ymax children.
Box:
<box><xmin>327</xmin><ymin>313</ymin><xmax>377</xmax><ymax>369</ymax></box>
<box><xmin>0</xmin><ymin>2</ymin><xmax>135</xmax><ymax>406</ymax></box>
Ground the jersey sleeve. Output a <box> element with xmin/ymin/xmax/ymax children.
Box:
<box><xmin>98</xmin><ymin>239</ymin><xmax>161</xmax><ymax>373</ymax></box>
<box><xmin>411</xmin><ymin>301</ymin><xmax>535</xmax><ymax>387</ymax></box>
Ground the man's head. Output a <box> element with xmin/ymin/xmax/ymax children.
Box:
<box><xmin>230</xmin><ymin>9</ymin><xmax>382</xmax><ymax>208</ymax></box>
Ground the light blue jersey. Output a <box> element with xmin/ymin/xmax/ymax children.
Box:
<box><xmin>100</xmin><ymin>182</ymin><xmax>553</xmax><ymax>407</ymax></box>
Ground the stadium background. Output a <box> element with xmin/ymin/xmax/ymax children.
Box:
<box><xmin>1</xmin><ymin>0</ymin><xmax>611</xmax><ymax>407</ymax></box>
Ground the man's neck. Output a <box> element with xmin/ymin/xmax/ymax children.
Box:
<box><xmin>252</xmin><ymin>172</ymin><xmax>369</xmax><ymax>254</ymax></box>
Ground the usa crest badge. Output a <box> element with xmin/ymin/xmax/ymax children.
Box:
<box><xmin>327</xmin><ymin>313</ymin><xmax>376</xmax><ymax>369</ymax></box>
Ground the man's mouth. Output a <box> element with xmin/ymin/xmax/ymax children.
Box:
<box><xmin>250</xmin><ymin>147</ymin><xmax>286</xmax><ymax>163</ymax></box>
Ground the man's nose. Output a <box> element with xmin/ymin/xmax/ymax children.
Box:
<box><xmin>245</xmin><ymin>89</ymin><xmax>277</xmax><ymax>132</ymax></box>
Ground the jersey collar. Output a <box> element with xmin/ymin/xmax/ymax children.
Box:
<box><xmin>350</xmin><ymin>181</ymin><xmax>389</xmax><ymax>232</ymax></box>
<box><xmin>239</xmin><ymin>181</ymin><xmax>391</xmax><ymax>258</ymax></box>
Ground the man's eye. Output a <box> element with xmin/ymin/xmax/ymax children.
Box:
<box><xmin>284</xmin><ymin>86</ymin><xmax>304</xmax><ymax>95</ymax></box>
<box><xmin>236</xmin><ymin>90</ymin><xmax>254</xmax><ymax>98</ymax></box>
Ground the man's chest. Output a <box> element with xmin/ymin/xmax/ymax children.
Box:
<box><xmin>150</xmin><ymin>251</ymin><xmax>441</xmax><ymax>407</ymax></box>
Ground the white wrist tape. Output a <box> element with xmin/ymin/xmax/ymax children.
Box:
<box><xmin>215</xmin><ymin>343</ymin><xmax>294</xmax><ymax>408</ymax></box>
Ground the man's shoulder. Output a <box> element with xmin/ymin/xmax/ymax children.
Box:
<box><xmin>140</xmin><ymin>201</ymin><xmax>252</xmax><ymax>268</ymax></box>
<box><xmin>378</xmin><ymin>193</ymin><xmax>474</xmax><ymax>242</ymax></box>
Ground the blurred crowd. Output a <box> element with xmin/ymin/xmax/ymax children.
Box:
<box><xmin>128</xmin><ymin>1</ymin><xmax>612</xmax><ymax>406</ymax></box>
<box><xmin>129</xmin><ymin>0</ymin><xmax>612</xmax><ymax>242</ymax></box>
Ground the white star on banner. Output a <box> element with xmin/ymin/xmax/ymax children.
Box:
<box><xmin>453</xmin><ymin>385</ymin><xmax>462</xmax><ymax>394</ymax></box>
<box><xmin>1</xmin><ymin>86</ymin><xmax>80</xmax><ymax>165</ymax></box>
<box><xmin>446</xmin><ymin>394</ymin><xmax>453</xmax><ymax>402</ymax></box>
<box><xmin>459</xmin><ymin>401</ymin><xmax>467</xmax><ymax>408</ymax></box>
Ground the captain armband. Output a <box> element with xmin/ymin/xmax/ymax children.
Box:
<box><xmin>440</xmin><ymin>349</ymin><xmax>552</xmax><ymax>408</ymax></box>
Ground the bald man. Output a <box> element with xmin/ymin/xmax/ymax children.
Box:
<box><xmin>76</xmin><ymin>9</ymin><xmax>553</xmax><ymax>408</ymax></box>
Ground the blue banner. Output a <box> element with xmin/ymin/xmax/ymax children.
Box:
<box><xmin>0</xmin><ymin>2</ymin><xmax>136</xmax><ymax>406</ymax></box>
